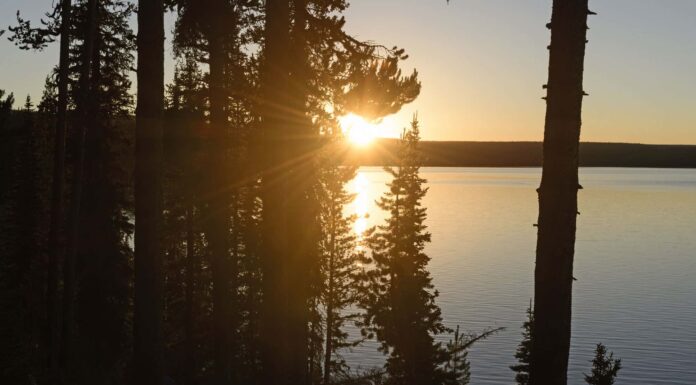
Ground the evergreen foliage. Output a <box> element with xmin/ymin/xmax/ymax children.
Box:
<box><xmin>0</xmin><ymin>95</ymin><xmax>51</xmax><ymax>384</ymax></box>
<box><xmin>584</xmin><ymin>344</ymin><xmax>621</xmax><ymax>385</ymax></box>
<box><xmin>0</xmin><ymin>2</ymin><xmax>521</xmax><ymax>385</ymax></box>
<box><xmin>511</xmin><ymin>302</ymin><xmax>533</xmax><ymax>385</ymax></box>
<box><xmin>311</xmin><ymin>136</ymin><xmax>367</xmax><ymax>384</ymax></box>
<box><xmin>443</xmin><ymin>326</ymin><xmax>471</xmax><ymax>385</ymax></box>
<box><xmin>361</xmin><ymin>116</ymin><xmax>449</xmax><ymax>385</ymax></box>
<box><xmin>66</xmin><ymin>1</ymin><xmax>136</xmax><ymax>382</ymax></box>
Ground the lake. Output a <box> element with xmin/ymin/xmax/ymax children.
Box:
<box><xmin>343</xmin><ymin>167</ymin><xmax>696</xmax><ymax>385</ymax></box>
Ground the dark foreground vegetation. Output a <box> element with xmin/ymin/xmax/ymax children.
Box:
<box><xmin>1</xmin><ymin>1</ymin><xmax>624</xmax><ymax>385</ymax></box>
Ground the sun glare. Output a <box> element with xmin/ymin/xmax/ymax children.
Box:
<box><xmin>340</xmin><ymin>114</ymin><xmax>378</xmax><ymax>147</ymax></box>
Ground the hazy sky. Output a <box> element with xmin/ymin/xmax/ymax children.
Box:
<box><xmin>2</xmin><ymin>0</ymin><xmax>695</xmax><ymax>144</ymax></box>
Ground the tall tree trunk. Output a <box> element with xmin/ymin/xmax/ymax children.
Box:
<box><xmin>259</xmin><ymin>0</ymin><xmax>291</xmax><ymax>384</ymax></box>
<box><xmin>530</xmin><ymin>2</ymin><xmax>590</xmax><ymax>385</ymax></box>
<box><xmin>60</xmin><ymin>0</ymin><xmax>98</xmax><ymax>376</ymax></box>
<box><xmin>322</xmin><ymin>236</ymin><xmax>335</xmax><ymax>385</ymax></box>
<box><xmin>134</xmin><ymin>0</ymin><xmax>165</xmax><ymax>384</ymax></box>
<box><xmin>206</xmin><ymin>2</ymin><xmax>233</xmax><ymax>382</ymax></box>
<box><xmin>46</xmin><ymin>0</ymin><xmax>71</xmax><ymax>378</ymax></box>
<box><xmin>287</xmin><ymin>1</ymin><xmax>315</xmax><ymax>383</ymax></box>
<box><xmin>184</xmin><ymin>203</ymin><xmax>196</xmax><ymax>385</ymax></box>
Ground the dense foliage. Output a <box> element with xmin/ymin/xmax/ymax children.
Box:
<box><xmin>0</xmin><ymin>2</ymin><xmax>613</xmax><ymax>385</ymax></box>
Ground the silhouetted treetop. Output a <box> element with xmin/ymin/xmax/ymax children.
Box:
<box><xmin>343</xmin><ymin>57</ymin><xmax>420</xmax><ymax>121</ymax></box>
<box><xmin>8</xmin><ymin>6</ymin><xmax>62</xmax><ymax>50</ymax></box>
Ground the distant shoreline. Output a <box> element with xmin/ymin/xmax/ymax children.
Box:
<box><xmin>344</xmin><ymin>140</ymin><xmax>696</xmax><ymax>168</ymax></box>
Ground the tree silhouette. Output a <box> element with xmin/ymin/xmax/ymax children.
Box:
<box><xmin>163</xmin><ymin>55</ymin><xmax>207</xmax><ymax>385</ymax></box>
<box><xmin>0</xmin><ymin>93</ymin><xmax>52</xmax><ymax>384</ymax></box>
<box><xmin>134</xmin><ymin>1</ymin><xmax>165</xmax><ymax>385</ymax></box>
<box><xmin>9</xmin><ymin>2</ymin><xmax>72</xmax><ymax>377</ymax></box>
<box><xmin>443</xmin><ymin>326</ymin><xmax>471</xmax><ymax>385</ymax></box>
<box><xmin>511</xmin><ymin>302</ymin><xmax>533</xmax><ymax>385</ymax></box>
<box><xmin>530</xmin><ymin>2</ymin><xmax>594</xmax><ymax>384</ymax></box>
<box><xmin>362</xmin><ymin>117</ymin><xmax>449</xmax><ymax>385</ymax></box>
<box><xmin>312</xmin><ymin>139</ymin><xmax>366</xmax><ymax>384</ymax></box>
<box><xmin>584</xmin><ymin>344</ymin><xmax>621</xmax><ymax>385</ymax></box>
<box><xmin>60</xmin><ymin>0</ymin><xmax>97</xmax><ymax>374</ymax></box>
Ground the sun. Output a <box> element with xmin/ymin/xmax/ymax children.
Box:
<box><xmin>339</xmin><ymin>114</ymin><xmax>378</xmax><ymax>147</ymax></box>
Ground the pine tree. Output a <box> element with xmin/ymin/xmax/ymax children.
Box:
<box><xmin>443</xmin><ymin>326</ymin><xmax>471</xmax><ymax>385</ymax></box>
<box><xmin>57</xmin><ymin>1</ymin><xmax>137</xmax><ymax>383</ymax></box>
<box><xmin>511</xmin><ymin>302</ymin><xmax>533</xmax><ymax>385</ymax></box>
<box><xmin>584</xmin><ymin>344</ymin><xmax>621</xmax><ymax>385</ymax></box>
<box><xmin>441</xmin><ymin>325</ymin><xmax>502</xmax><ymax>385</ymax></box>
<box><xmin>362</xmin><ymin>116</ymin><xmax>448</xmax><ymax>385</ymax></box>
<box><xmin>162</xmin><ymin>54</ymin><xmax>209</xmax><ymax>385</ymax></box>
<box><xmin>0</xmin><ymin>93</ymin><xmax>51</xmax><ymax>384</ymax></box>
<box><xmin>313</xmin><ymin>137</ymin><xmax>366</xmax><ymax>384</ymax></box>
<box><xmin>0</xmin><ymin>91</ymin><xmax>14</xmax><ymax>127</ymax></box>
<box><xmin>61</xmin><ymin>0</ymin><xmax>98</xmax><ymax>374</ymax></box>
<box><xmin>8</xmin><ymin>3</ymin><xmax>72</xmax><ymax>376</ymax></box>
<box><xmin>170</xmin><ymin>3</ymin><xmax>256</xmax><ymax>381</ymax></box>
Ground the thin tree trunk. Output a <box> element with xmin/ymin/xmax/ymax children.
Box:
<box><xmin>530</xmin><ymin>2</ymin><xmax>590</xmax><ymax>385</ymax></box>
<box><xmin>60</xmin><ymin>0</ymin><xmax>98</xmax><ymax>376</ymax></box>
<box><xmin>259</xmin><ymin>0</ymin><xmax>291</xmax><ymax>384</ymax></box>
<box><xmin>46</xmin><ymin>0</ymin><xmax>71</xmax><ymax>378</ymax></box>
<box><xmin>184</xmin><ymin>203</ymin><xmax>196</xmax><ymax>385</ymax></box>
<box><xmin>287</xmin><ymin>1</ymin><xmax>314</xmax><ymax>383</ymax></box>
<box><xmin>134</xmin><ymin>0</ymin><xmax>165</xmax><ymax>384</ymax></box>
<box><xmin>205</xmin><ymin>4</ymin><xmax>235</xmax><ymax>379</ymax></box>
<box><xmin>322</xmin><ymin>231</ymin><xmax>336</xmax><ymax>385</ymax></box>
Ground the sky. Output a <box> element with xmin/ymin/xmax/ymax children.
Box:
<box><xmin>1</xmin><ymin>0</ymin><xmax>695</xmax><ymax>144</ymax></box>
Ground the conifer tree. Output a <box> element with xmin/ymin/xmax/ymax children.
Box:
<box><xmin>511</xmin><ymin>302</ymin><xmax>533</xmax><ymax>385</ymax></box>
<box><xmin>362</xmin><ymin>116</ymin><xmax>449</xmax><ymax>385</ymax></box>
<box><xmin>443</xmin><ymin>326</ymin><xmax>471</xmax><ymax>385</ymax></box>
<box><xmin>61</xmin><ymin>0</ymin><xmax>98</xmax><ymax>374</ymax></box>
<box><xmin>0</xmin><ymin>93</ymin><xmax>51</xmax><ymax>383</ymax></box>
<box><xmin>69</xmin><ymin>3</ymin><xmax>136</xmax><ymax>383</ymax></box>
<box><xmin>162</xmin><ymin>55</ymin><xmax>212</xmax><ymax>385</ymax></box>
<box><xmin>441</xmin><ymin>325</ymin><xmax>502</xmax><ymax>385</ymax></box>
<box><xmin>170</xmin><ymin>3</ymin><xmax>258</xmax><ymax>380</ymax></box>
<box><xmin>8</xmin><ymin>2</ymin><xmax>72</xmax><ymax>376</ymax></box>
<box><xmin>313</xmin><ymin>138</ymin><xmax>366</xmax><ymax>384</ymax></box>
<box><xmin>584</xmin><ymin>344</ymin><xmax>621</xmax><ymax>385</ymax></box>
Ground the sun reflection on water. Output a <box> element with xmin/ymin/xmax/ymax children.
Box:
<box><xmin>349</xmin><ymin>172</ymin><xmax>372</xmax><ymax>247</ymax></box>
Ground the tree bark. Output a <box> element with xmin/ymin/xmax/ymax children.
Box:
<box><xmin>323</xmin><ymin>233</ymin><xmax>335</xmax><ymax>385</ymax></box>
<box><xmin>184</xmin><ymin>203</ymin><xmax>196</xmax><ymax>385</ymax></box>
<box><xmin>288</xmin><ymin>0</ymin><xmax>314</xmax><ymax>382</ymax></box>
<box><xmin>259</xmin><ymin>0</ymin><xmax>291</xmax><ymax>384</ymax></box>
<box><xmin>205</xmin><ymin>2</ymin><xmax>234</xmax><ymax>382</ymax></box>
<box><xmin>530</xmin><ymin>2</ymin><xmax>590</xmax><ymax>385</ymax></box>
<box><xmin>46</xmin><ymin>0</ymin><xmax>71</xmax><ymax>378</ymax></box>
<box><xmin>134</xmin><ymin>0</ymin><xmax>165</xmax><ymax>384</ymax></box>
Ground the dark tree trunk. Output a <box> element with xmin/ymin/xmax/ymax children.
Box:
<box><xmin>323</xmin><ymin>242</ymin><xmax>335</xmax><ymax>385</ymax></box>
<box><xmin>134</xmin><ymin>0</ymin><xmax>165</xmax><ymax>384</ymax></box>
<box><xmin>259</xmin><ymin>0</ymin><xmax>291</xmax><ymax>384</ymax></box>
<box><xmin>60</xmin><ymin>0</ymin><xmax>98</xmax><ymax>376</ymax></box>
<box><xmin>206</xmin><ymin>3</ymin><xmax>234</xmax><ymax>382</ymax></box>
<box><xmin>184</xmin><ymin>203</ymin><xmax>196</xmax><ymax>385</ymax></box>
<box><xmin>288</xmin><ymin>0</ymin><xmax>314</xmax><ymax>382</ymax></box>
<box><xmin>530</xmin><ymin>2</ymin><xmax>590</xmax><ymax>385</ymax></box>
<box><xmin>46</xmin><ymin>0</ymin><xmax>71</xmax><ymax>378</ymax></box>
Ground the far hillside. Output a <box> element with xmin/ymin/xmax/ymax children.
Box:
<box><xmin>343</xmin><ymin>139</ymin><xmax>696</xmax><ymax>168</ymax></box>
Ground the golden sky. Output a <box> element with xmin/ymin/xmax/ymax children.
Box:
<box><xmin>343</xmin><ymin>0</ymin><xmax>696</xmax><ymax>144</ymax></box>
<box><xmin>2</xmin><ymin>0</ymin><xmax>695</xmax><ymax>144</ymax></box>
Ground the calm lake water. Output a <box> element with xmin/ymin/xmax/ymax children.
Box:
<box><xmin>344</xmin><ymin>167</ymin><xmax>696</xmax><ymax>385</ymax></box>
